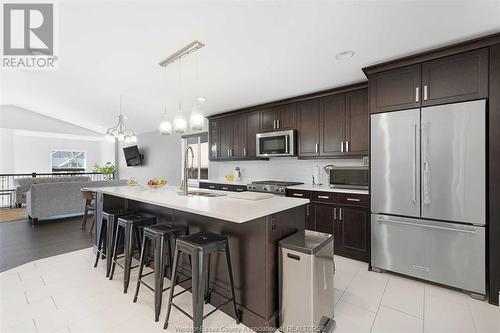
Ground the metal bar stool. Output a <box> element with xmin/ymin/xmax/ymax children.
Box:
<box><xmin>93</xmin><ymin>208</ymin><xmax>134</xmax><ymax>277</ymax></box>
<box><xmin>109</xmin><ymin>213</ymin><xmax>156</xmax><ymax>293</ymax></box>
<box><xmin>132</xmin><ymin>224</ymin><xmax>189</xmax><ymax>322</ymax></box>
<box><xmin>163</xmin><ymin>232</ymin><xmax>240</xmax><ymax>332</ymax></box>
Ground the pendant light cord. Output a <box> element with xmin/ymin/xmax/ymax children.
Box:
<box><xmin>178</xmin><ymin>58</ymin><xmax>182</xmax><ymax>110</ymax></box>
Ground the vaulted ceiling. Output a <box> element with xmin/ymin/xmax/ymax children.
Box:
<box><xmin>2</xmin><ymin>1</ymin><xmax>500</xmax><ymax>134</ymax></box>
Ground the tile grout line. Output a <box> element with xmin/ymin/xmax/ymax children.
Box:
<box><xmin>369</xmin><ymin>274</ymin><xmax>389</xmax><ymax>333</ymax></box>
<box><xmin>18</xmin><ymin>271</ymin><xmax>22</xmax><ymax>282</ymax></box>
<box><xmin>51</xmin><ymin>295</ymin><xmax>59</xmax><ymax>310</ymax></box>
<box><xmin>32</xmin><ymin>318</ymin><xmax>38</xmax><ymax>333</ymax></box>
<box><xmin>24</xmin><ymin>291</ymin><xmax>30</xmax><ymax>305</ymax></box>
<box><xmin>422</xmin><ymin>285</ymin><xmax>426</xmax><ymax>333</ymax></box>
<box><xmin>465</xmin><ymin>298</ymin><xmax>479</xmax><ymax>333</ymax></box>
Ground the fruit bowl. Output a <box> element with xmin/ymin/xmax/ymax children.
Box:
<box><xmin>147</xmin><ymin>179</ymin><xmax>167</xmax><ymax>189</ymax></box>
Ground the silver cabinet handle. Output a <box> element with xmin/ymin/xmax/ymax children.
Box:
<box><xmin>293</xmin><ymin>193</ymin><xmax>304</xmax><ymax>197</ymax></box>
<box><xmin>412</xmin><ymin>123</ymin><xmax>417</xmax><ymax>204</ymax></box>
<box><xmin>341</xmin><ymin>141</ymin><xmax>344</xmax><ymax>152</ymax></box>
<box><xmin>415</xmin><ymin>87</ymin><xmax>419</xmax><ymax>102</ymax></box>
<box><xmin>346</xmin><ymin>198</ymin><xmax>360</xmax><ymax>202</ymax></box>
<box><xmin>273</xmin><ymin>120</ymin><xmax>277</xmax><ymax>129</ymax></box>
<box><xmin>277</xmin><ymin>119</ymin><xmax>280</xmax><ymax>129</ymax></box>
<box><xmin>306</xmin><ymin>204</ymin><xmax>310</xmax><ymax>216</ymax></box>
<box><xmin>243</xmin><ymin>147</ymin><xmax>247</xmax><ymax>157</ymax></box>
<box><xmin>333</xmin><ymin>207</ymin><xmax>337</xmax><ymax>221</ymax></box>
<box><xmin>346</xmin><ymin>141</ymin><xmax>349</xmax><ymax>152</ymax></box>
<box><xmin>339</xmin><ymin>208</ymin><xmax>343</xmax><ymax>221</ymax></box>
<box><xmin>285</xmin><ymin>135</ymin><xmax>289</xmax><ymax>153</ymax></box>
<box><xmin>377</xmin><ymin>218</ymin><xmax>477</xmax><ymax>234</ymax></box>
<box><xmin>222</xmin><ymin>187</ymin><xmax>229</xmax><ymax>190</ymax></box>
<box><xmin>318</xmin><ymin>195</ymin><xmax>330</xmax><ymax>199</ymax></box>
<box><xmin>315</xmin><ymin>143</ymin><xmax>319</xmax><ymax>154</ymax></box>
<box><xmin>424</xmin><ymin>85</ymin><xmax>428</xmax><ymax>101</ymax></box>
<box><xmin>208</xmin><ymin>185</ymin><xmax>216</xmax><ymax>189</ymax></box>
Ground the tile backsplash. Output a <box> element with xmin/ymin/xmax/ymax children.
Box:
<box><xmin>208</xmin><ymin>157</ymin><xmax>365</xmax><ymax>185</ymax></box>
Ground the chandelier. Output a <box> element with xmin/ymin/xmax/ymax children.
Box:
<box><xmin>104</xmin><ymin>96</ymin><xmax>137</xmax><ymax>143</ymax></box>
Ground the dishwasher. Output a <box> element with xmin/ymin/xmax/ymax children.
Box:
<box><xmin>279</xmin><ymin>230</ymin><xmax>335</xmax><ymax>333</ymax></box>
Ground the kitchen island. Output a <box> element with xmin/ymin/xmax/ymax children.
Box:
<box><xmin>88</xmin><ymin>185</ymin><xmax>309</xmax><ymax>331</ymax></box>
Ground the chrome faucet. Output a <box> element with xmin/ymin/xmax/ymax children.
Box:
<box><xmin>179</xmin><ymin>145</ymin><xmax>194</xmax><ymax>195</ymax></box>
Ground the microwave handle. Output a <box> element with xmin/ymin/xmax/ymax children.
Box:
<box><xmin>285</xmin><ymin>135</ymin><xmax>289</xmax><ymax>153</ymax></box>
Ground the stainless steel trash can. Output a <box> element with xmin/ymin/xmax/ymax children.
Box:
<box><xmin>279</xmin><ymin>230</ymin><xmax>335</xmax><ymax>333</ymax></box>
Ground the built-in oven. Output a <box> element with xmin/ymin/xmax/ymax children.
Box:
<box><xmin>329</xmin><ymin>166</ymin><xmax>369</xmax><ymax>189</ymax></box>
<box><xmin>256</xmin><ymin>130</ymin><xmax>296</xmax><ymax>157</ymax></box>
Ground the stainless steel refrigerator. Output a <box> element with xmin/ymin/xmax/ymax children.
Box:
<box><xmin>370</xmin><ymin>99</ymin><xmax>486</xmax><ymax>296</ymax></box>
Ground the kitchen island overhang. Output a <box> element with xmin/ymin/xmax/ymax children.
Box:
<box><xmin>88</xmin><ymin>185</ymin><xmax>309</xmax><ymax>331</ymax></box>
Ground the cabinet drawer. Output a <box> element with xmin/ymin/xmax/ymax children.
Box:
<box><xmin>285</xmin><ymin>189</ymin><xmax>310</xmax><ymax>199</ymax></box>
<box><xmin>233</xmin><ymin>185</ymin><xmax>247</xmax><ymax>192</ymax></box>
<box><xmin>199</xmin><ymin>182</ymin><xmax>222</xmax><ymax>190</ymax></box>
<box><xmin>311</xmin><ymin>191</ymin><xmax>336</xmax><ymax>204</ymax></box>
<box><xmin>337</xmin><ymin>193</ymin><xmax>369</xmax><ymax>207</ymax></box>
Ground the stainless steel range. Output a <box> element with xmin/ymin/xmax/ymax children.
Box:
<box><xmin>247</xmin><ymin>181</ymin><xmax>303</xmax><ymax>195</ymax></box>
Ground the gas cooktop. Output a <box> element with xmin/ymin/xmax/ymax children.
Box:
<box><xmin>247</xmin><ymin>180</ymin><xmax>303</xmax><ymax>195</ymax></box>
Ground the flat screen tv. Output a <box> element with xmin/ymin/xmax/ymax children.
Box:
<box><xmin>123</xmin><ymin>145</ymin><xmax>142</xmax><ymax>166</ymax></box>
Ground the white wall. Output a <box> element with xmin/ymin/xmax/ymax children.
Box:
<box><xmin>209</xmin><ymin>157</ymin><xmax>365</xmax><ymax>185</ymax></box>
<box><xmin>118</xmin><ymin>130</ymin><xmax>182</xmax><ymax>186</ymax></box>
<box><xmin>0</xmin><ymin>105</ymin><xmax>115</xmax><ymax>174</ymax></box>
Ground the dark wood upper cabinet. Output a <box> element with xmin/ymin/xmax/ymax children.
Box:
<box><xmin>320</xmin><ymin>94</ymin><xmax>345</xmax><ymax>156</ymax></box>
<box><xmin>369</xmin><ymin>64</ymin><xmax>422</xmax><ymax>113</ymax></box>
<box><xmin>259</xmin><ymin>108</ymin><xmax>276</xmax><ymax>132</ymax></box>
<box><xmin>421</xmin><ymin>48</ymin><xmax>489</xmax><ymax>106</ymax></box>
<box><xmin>297</xmin><ymin>99</ymin><xmax>320</xmax><ymax>157</ymax></box>
<box><xmin>245</xmin><ymin>111</ymin><xmax>260</xmax><ymax>158</ymax></box>
<box><xmin>275</xmin><ymin>104</ymin><xmax>297</xmax><ymax>130</ymax></box>
<box><xmin>231</xmin><ymin>114</ymin><xmax>247</xmax><ymax>158</ymax></box>
<box><xmin>218</xmin><ymin>116</ymin><xmax>233</xmax><ymax>159</ymax></box>
<box><xmin>345</xmin><ymin>88</ymin><xmax>369</xmax><ymax>155</ymax></box>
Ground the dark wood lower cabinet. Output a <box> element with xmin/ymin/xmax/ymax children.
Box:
<box><xmin>313</xmin><ymin>203</ymin><xmax>335</xmax><ymax>234</ymax></box>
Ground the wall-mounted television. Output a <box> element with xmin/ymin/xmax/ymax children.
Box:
<box><xmin>123</xmin><ymin>145</ymin><xmax>143</xmax><ymax>166</ymax></box>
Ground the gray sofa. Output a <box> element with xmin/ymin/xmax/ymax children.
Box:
<box><xmin>14</xmin><ymin>176</ymin><xmax>90</xmax><ymax>207</ymax></box>
<box><xmin>26</xmin><ymin>179</ymin><xmax>126</xmax><ymax>222</ymax></box>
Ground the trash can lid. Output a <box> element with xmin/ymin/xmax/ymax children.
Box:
<box><xmin>279</xmin><ymin>230</ymin><xmax>333</xmax><ymax>255</ymax></box>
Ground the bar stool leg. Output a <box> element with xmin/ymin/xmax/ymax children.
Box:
<box><xmin>225</xmin><ymin>242</ymin><xmax>240</xmax><ymax>324</ymax></box>
<box><xmin>154</xmin><ymin>236</ymin><xmax>165</xmax><ymax>322</ymax></box>
<box><xmin>94</xmin><ymin>219</ymin><xmax>106</xmax><ymax>268</ymax></box>
<box><xmin>133</xmin><ymin>235</ymin><xmax>148</xmax><ymax>303</ymax></box>
<box><xmin>123</xmin><ymin>223</ymin><xmax>134</xmax><ymax>293</ymax></box>
<box><xmin>105</xmin><ymin>216</ymin><xmax>114</xmax><ymax>277</ymax></box>
<box><xmin>204</xmin><ymin>254</ymin><xmax>211</xmax><ymax>304</ymax></box>
<box><xmin>192</xmin><ymin>251</ymin><xmax>208</xmax><ymax>333</ymax></box>
<box><xmin>163</xmin><ymin>244</ymin><xmax>180</xmax><ymax>329</ymax></box>
<box><xmin>109</xmin><ymin>226</ymin><xmax>122</xmax><ymax>280</ymax></box>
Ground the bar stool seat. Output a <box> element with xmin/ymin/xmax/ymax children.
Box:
<box><xmin>133</xmin><ymin>223</ymin><xmax>189</xmax><ymax>322</ymax></box>
<box><xmin>163</xmin><ymin>232</ymin><xmax>240</xmax><ymax>332</ymax></box>
<box><xmin>109</xmin><ymin>213</ymin><xmax>156</xmax><ymax>293</ymax></box>
<box><xmin>94</xmin><ymin>208</ymin><xmax>134</xmax><ymax>277</ymax></box>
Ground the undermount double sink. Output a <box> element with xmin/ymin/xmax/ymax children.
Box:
<box><xmin>179</xmin><ymin>190</ymin><xmax>227</xmax><ymax>197</ymax></box>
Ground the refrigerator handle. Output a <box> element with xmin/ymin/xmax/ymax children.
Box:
<box><xmin>412</xmin><ymin>123</ymin><xmax>417</xmax><ymax>204</ymax></box>
<box><xmin>422</xmin><ymin>122</ymin><xmax>431</xmax><ymax>205</ymax></box>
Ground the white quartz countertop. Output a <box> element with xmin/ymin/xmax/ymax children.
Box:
<box><xmin>199</xmin><ymin>179</ymin><xmax>250</xmax><ymax>186</ymax></box>
<box><xmin>287</xmin><ymin>184</ymin><xmax>369</xmax><ymax>195</ymax></box>
<box><xmin>86</xmin><ymin>185</ymin><xmax>309</xmax><ymax>223</ymax></box>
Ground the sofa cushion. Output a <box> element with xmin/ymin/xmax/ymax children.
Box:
<box><xmin>14</xmin><ymin>176</ymin><xmax>91</xmax><ymax>204</ymax></box>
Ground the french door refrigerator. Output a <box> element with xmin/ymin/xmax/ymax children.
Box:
<box><xmin>370</xmin><ymin>99</ymin><xmax>486</xmax><ymax>296</ymax></box>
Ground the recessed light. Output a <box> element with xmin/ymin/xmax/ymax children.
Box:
<box><xmin>335</xmin><ymin>50</ymin><xmax>355</xmax><ymax>60</ymax></box>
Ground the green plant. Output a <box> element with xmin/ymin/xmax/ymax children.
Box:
<box><xmin>94</xmin><ymin>162</ymin><xmax>116</xmax><ymax>177</ymax></box>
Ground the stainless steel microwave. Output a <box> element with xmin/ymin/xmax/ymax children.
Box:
<box><xmin>329</xmin><ymin>166</ymin><xmax>369</xmax><ymax>189</ymax></box>
<box><xmin>256</xmin><ymin>130</ymin><xmax>296</xmax><ymax>157</ymax></box>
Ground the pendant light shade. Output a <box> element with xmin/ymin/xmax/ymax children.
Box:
<box><xmin>104</xmin><ymin>96</ymin><xmax>137</xmax><ymax>143</ymax></box>
<box><xmin>190</xmin><ymin>100</ymin><xmax>205</xmax><ymax>130</ymax></box>
<box><xmin>159</xmin><ymin>106</ymin><xmax>172</xmax><ymax>135</ymax></box>
<box><xmin>173</xmin><ymin>105</ymin><xmax>187</xmax><ymax>133</ymax></box>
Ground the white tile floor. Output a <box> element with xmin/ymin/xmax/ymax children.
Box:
<box><xmin>0</xmin><ymin>247</ymin><xmax>498</xmax><ymax>333</ymax></box>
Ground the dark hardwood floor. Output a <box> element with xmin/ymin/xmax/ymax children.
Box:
<box><xmin>0</xmin><ymin>216</ymin><xmax>94</xmax><ymax>272</ymax></box>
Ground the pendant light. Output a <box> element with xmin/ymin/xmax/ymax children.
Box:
<box><xmin>104</xmin><ymin>96</ymin><xmax>137</xmax><ymax>143</ymax></box>
<box><xmin>173</xmin><ymin>58</ymin><xmax>187</xmax><ymax>133</ymax></box>
<box><xmin>159</xmin><ymin>66</ymin><xmax>172</xmax><ymax>135</ymax></box>
<box><xmin>190</xmin><ymin>52</ymin><xmax>205</xmax><ymax>130</ymax></box>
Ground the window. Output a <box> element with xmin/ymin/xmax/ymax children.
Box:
<box><xmin>51</xmin><ymin>150</ymin><xmax>86</xmax><ymax>172</ymax></box>
<box><xmin>182</xmin><ymin>133</ymin><xmax>208</xmax><ymax>182</ymax></box>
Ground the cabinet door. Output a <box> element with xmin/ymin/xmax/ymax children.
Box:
<box><xmin>297</xmin><ymin>99</ymin><xmax>320</xmax><ymax>157</ymax></box>
<box><xmin>369</xmin><ymin>64</ymin><xmax>421</xmax><ymax>113</ymax></box>
<box><xmin>345</xmin><ymin>88</ymin><xmax>369</xmax><ymax>156</ymax></box>
<box><xmin>209</xmin><ymin>119</ymin><xmax>219</xmax><ymax>160</ymax></box>
<box><xmin>231</xmin><ymin>114</ymin><xmax>247</xmax><ymax>158</ymax></box>
<box><xmin>218</xmin><ymin>117</ymin><xmax>233</xmax><ymax>159</ymax></box>
<box><xmin>422</xmin><ymin>48</ymin><xmax>488</xmax><ymax>106</ymax></box>
<box><xmin>320</xmin><ymin>94</ymin><xmax>345</xmax><ymax>156</ymax></box>
<box><xmin>245</xmin><ymin>111</ymin><xmax>260</xmax><ymax>158</ymax></box>
<box><xmin>313</xmin><ymin>203</ymin><xmax>335</xmax><ymax>235</ymax></box>
<box><xmin>260</xmin><ymin>108</ymin><xmax>277</xmax><ymax>132</ymax></box>
<box><xmin>276</xmin><ymin>104</ymin><xmax>297</xmax><ymax>130</ymax></box>
<box><xmin>336</xmin><ymin>206</ymin><xmax>369</xmax><ymax>262</ymax></box>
